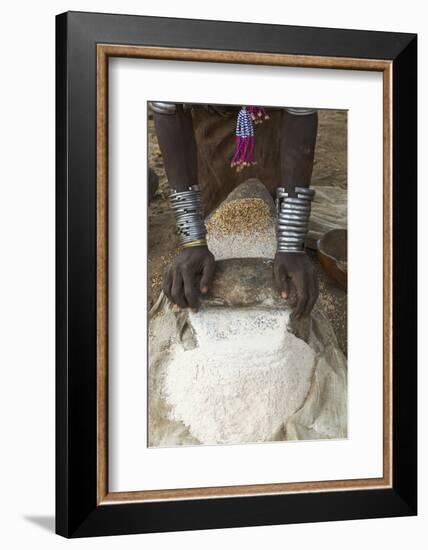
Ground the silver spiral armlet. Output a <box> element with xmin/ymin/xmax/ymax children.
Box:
<box><xmin>276</xmin><ymin>186</ymin><xmax>315</xmax><ymax>253</ymax></box>
<box><xmin>169</xmin><ymin>185</ymin><xmax>207</xmax><ymax>247</ymax></box>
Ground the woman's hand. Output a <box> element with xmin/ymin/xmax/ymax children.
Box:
<box><xmin>163</xmin><ymin>246</ymin><xmax>216</xmax><ymax>310</ymax></box>
<box><xmin>273</xmin><ymin>251</ymin><xmax>319</xmax><ymax>319</ymax></box>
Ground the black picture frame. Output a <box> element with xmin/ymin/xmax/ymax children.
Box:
<box><xmin>56</xmin><ymin>11</ymin><xmax>417</xmax><ymax>538</ymax></box>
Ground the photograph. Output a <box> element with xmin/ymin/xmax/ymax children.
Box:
<box><xmin>147</xmin><ymin>101</ymin><xmax>348</xmax><ymax>447</ymax></box>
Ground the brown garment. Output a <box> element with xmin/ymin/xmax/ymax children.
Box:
<box><xmin>190</xmin><ymin>105</ymin><xmax>284</xmax><ymax>215</ymax></box>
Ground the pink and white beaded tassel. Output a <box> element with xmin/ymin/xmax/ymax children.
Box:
<box><xmin>230</xmin><ymin>106</ymin><xmax>269</xmax><ymax>172</ymax></box>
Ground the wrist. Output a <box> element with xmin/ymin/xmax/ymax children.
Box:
<box><xmin>180</xmin><ymin>240</ymin><xmax>209</xmax><ymax>254</ymax></box>
<box><xmin>276</xmin><ymin>185</ymin><xmax>315</xmax><ymax>254</ymax></box>
<box><xmin>276</xmin><ymin>250</ymin><xmax>306</xmax><ymax>257</ymax></box>
<box><xmin>169</xmin><ymin>185</ymin><xmax>207</xmax><ymax>247</ymax></box>
<box><xmin>181</xmin><ymin>238</ymin><xmax>208</xmax><ymax>250</ymax></box>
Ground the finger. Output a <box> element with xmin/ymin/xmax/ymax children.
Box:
<box><xmin>162</xmin><ymin>267</ymin><xmax>173</xmax><ymax>301</ymax></box>
<box><xmin>200</xmin><ymin>258</ymin><xmax>215</xmax><ymax>294</ymax></box>
<box><xmin>171</xmin><ymin>270</ymin><xmax>188</xmax><ymax>309</ymax></box>
<box><xmin>304</xmin><ymin>272</ymin><xmax>319</xmax><ymax>317</ymax></box>
<box><xmin>292</xmin><ymin>273</ymin><xmax>308</xmax><ymax>320</ymax></box>
<box><xmin>280</xmin><ymin>278</ymin><xmax>290</xmax><ymax>300</ymax></box>
<box><xmin>274</xmin><ymin>262</ymin><xmax>289</xmax><ymax>299</ymax></box>
<box><xmin>182</xmin><ymin>268</ymin><xmax>199</xmax><ymax>310</ymax></box>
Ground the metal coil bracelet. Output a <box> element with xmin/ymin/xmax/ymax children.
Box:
<box><xmin>169</xmin><ymin>185</ymin><xmax>207</xmax><ymax>248</ymax></box>
<box><xmin>276</xmin><ymin>186</ymin><xmax>315</xmax><ymax>253</ymax></box>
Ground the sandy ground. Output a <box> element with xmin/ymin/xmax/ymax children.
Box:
<box><xmin>148</xmin><ymin>110</ymin><xmax>348</xmax><ymax>355</ymax></box>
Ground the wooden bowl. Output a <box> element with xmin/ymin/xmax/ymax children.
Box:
<box><xmin>317</xmin><ymin>229</ymin><xmax>347</xmax><ymax>291</ymax></box>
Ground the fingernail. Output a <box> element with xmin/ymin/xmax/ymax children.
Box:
<box><xmin>281</xmin><ymin>291</ymin><xmax>288</xmax><ymax>299</ymax></box>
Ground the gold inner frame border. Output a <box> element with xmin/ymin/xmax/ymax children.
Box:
<box><xmin>96</xmin><ymin>44</ymin><xmax>393</xmax><ymax>505</ymax></box>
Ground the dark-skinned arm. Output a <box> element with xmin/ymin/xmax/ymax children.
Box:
<box><xmin>153</xmin><ymin>104</ymin><xmax>215</xmax><ymax>310</ymax></box>
<box><xmin>273</xmin><ymin>110</ymin><xmax>319</xmax><ymax>319</ymax></box>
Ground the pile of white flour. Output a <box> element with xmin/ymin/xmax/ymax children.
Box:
<box><xmin>163</xmin><ymin>308</ymin><xmax>316</xmax><ymax>445</ymax></box>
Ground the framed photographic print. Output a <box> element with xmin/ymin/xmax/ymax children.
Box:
<box><xmin>56</xmin><ymin>11</ymin><xmax>417</xmax><ymax>538</ymax></box>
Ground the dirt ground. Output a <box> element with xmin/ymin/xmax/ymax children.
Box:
<box><xmin>148</xmin><ymin>109</ymin><xmax>348</xmax><ymax>355</ymax></box>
